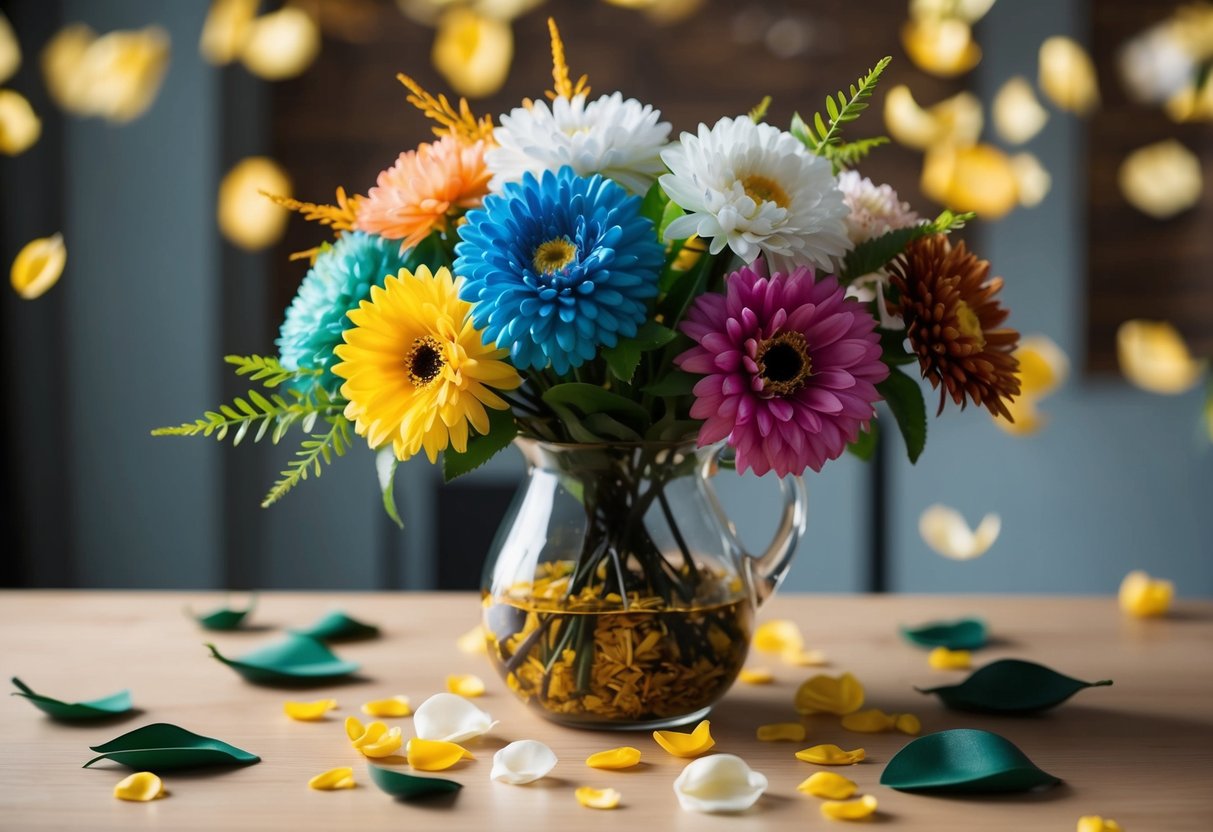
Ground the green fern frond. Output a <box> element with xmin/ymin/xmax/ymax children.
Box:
<box><xmin>261</xmin><ymin>416</ymin><xmax>352</xmax><ymax>507</ymax></box>
<box><xmin>841</xmin><ymin>209</ymin><xmax>975</xmax><ymax>281</ymax></box>
<box><xmin>748</xmin><ymin>95</ymin><xmax>772</xmax><ymax>123</ymax></box>
<box><xmin>224</xmin><ymin>354</ymin><xmax>320</xmax><ymax>388</ymax></box>
<box><xmin>790</xmin><ymin>56</ymin><xmax>892</xmax><ymax>161</ymax></box>
<box><xmin>151</xmin><ymin>386</ymin><xmax>343</xmax><ymax>446</ymax></box>
<box><xmin>820</xmin><ymin>136</ymin><xmax>891</xmax><ymax>170</ymax></box>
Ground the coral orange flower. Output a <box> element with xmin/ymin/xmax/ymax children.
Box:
<box><xmin>356</xmin><ymin>135</ymin><xmax>491</xmax><ymax>252</ymax></box>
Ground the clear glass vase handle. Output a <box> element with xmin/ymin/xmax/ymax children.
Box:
<box><xmin>702</xmin><ymin>457</ymin><xmax>808</xmax><ymax>608</ymax></box>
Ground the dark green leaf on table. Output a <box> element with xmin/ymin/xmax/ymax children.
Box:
<box><xmin>369</xmin><ymin>765</ymin><xmax>462</xmax><ymax>801</ymax></box>
<box><xmin>11</xmin><ymin>677</ymin><xmax>133</xmax><ymax>721</ymax></box>
<box><xmin>877</xmin><ymin>369</ymin><xmax>927</xmax><ymax>464</ymax></box>
<box><xmin>442</xmin><ymin>407</ymin><xmax>517</xmax><ymax>483</ymax></box>
<box><xmin>206</xmin><ymin>634</ymin><xmax>359</xmax><ymax>684</ymax></box>
<box><xmin>84</xmin><ymin>723</ymin><xmax>260</xmax><ymax>770</ymax></box>
<box><xmin>917</xmin><ymin>659</ymin><xmax>1112</xmax><ymax>715</ymax></box>
<box><xmin>901</xmin><ymin>618</ymin><xmax>987</xmax><ymax>650</ymax></box>
<box><xmin>291</xmin><ymin>611</ymin><xmax>380</xmax><ymax>642</ymax></box>
<box><xmin>190</xmin><ymin>596</ymin><xmax>257</xmax><ymax>631</ymax></box>
<box><xmin>880</xmin><ymin>728</ymin><xmax>1060</xmax><ymax>793</ymax></box>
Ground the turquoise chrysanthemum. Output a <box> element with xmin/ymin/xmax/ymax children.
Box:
<box><xmin>453</xmin><ymin>166</ymin><xmax>663</xmax><ymax>374</ymax></box>
<box><xmin>277</xmin><ymin>232</ymin><xmax>417</xmax><ymax>392</ymax></box>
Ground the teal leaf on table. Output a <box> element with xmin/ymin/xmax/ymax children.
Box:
<box><xmin>880</xmin><ymin>729</ymin><xmax>1060</xmax><ymax>793</ymax></box>
<box><xmin>917</xmin><ymin>659</ymin><xmax>1113</xmax><ymax>714</ymax></box>
<box><xmin>291</xmin><ymin>611</ymin><xmax>380</xmax><ymax>642</ymax></box>
<box><xmin>190</xmin><ymin>596</ymin><xmax>257</xmax><ymax>631</ymax></box>
<box><xmin>901</xmin><ymin>618</ymin><xmax>987</xmax><ymax>650</ymax></box>
<box><xmin>206</xmin><ymin>634</ymin><xmax>359</xmax><ymax>684</ymax></box>
<box><xmin>368</xmin><ymin>765</ymin><xmax>461</xmax><ymax>801</ymax></box>
<box><xmin>11</xmin><ymin>677</ymin><xmax>133</xmax><ymax>721</ymax></box>
<box><xmin>84</xmin><ymin>723</ymin><xmax>260</xmax><ymax>770</ymax></box>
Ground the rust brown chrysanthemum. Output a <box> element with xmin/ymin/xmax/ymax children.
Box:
<box><xmin>888</xmin><ymin>234</ymin><xmax>1020</xmax><ymax>419</ymax></box>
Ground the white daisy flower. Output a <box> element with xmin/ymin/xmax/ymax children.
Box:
<box><xmin>659</xmin><ymin>116</ymin><xmax>852</xmax><ymax>273</ymax></box>
<box><xmin>486</xmin><ymin>92</ymin><xmax>671</xmax><ymax>193</ymax></box>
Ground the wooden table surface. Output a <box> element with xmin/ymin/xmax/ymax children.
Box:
<box><xmin>1</xmin><ymin>592</ymin><xmax>1210</xmax><ymax>831</ymax></box>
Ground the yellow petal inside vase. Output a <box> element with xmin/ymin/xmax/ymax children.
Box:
<box><xmin>797</xmin><ymin>771</ymin><xmax>857</xmax><ymax>799</ymax></box>
<box><xmin>653</xmin><ymin>719</ymin><xmax>715</xmax><ymax>758</ymax></box>
<box><xmin>308</xmin><ymin>767</ymin><xmax>355</xmax><ymax>790</ymax></box>
<box><xmin>795</xmin><ymin>744</ymin><xmax>866</xmax><ymax>765</ymax></box>
<box><xmin>586</xmin><ymin>746</ymin><xmax>642</xmax><ymax>770</ymax></box>
<box><xmin>407</xmin><ymin>737</ymin><xmax>473</xmax><ymax>771</ymax></box>
<box><xmin>10</xmin><ymin>232</ymin><xmax>66</xmax><ymax>299</ymax></box>
<box><xmin>361</xmin><ymin>695</ymin><xmax>412</xmax><ymax>718</ymax></box>
<box><xmin>821</xmin><ymin>794</ymin><xmax>878</xmax><ymax>820</ymax></box>
<box><xmin>113</xmin><ymin>771</ymin><xmax>165</xmax><ymax>802</ymax></box>
<box><xmin>757</xmin><ymin>722</ymin><xmax>806</xmax><ymax>742</ymax></box>
<box><xmin>575</xmin><ymin>786</ymin><xmax>621</xmax><ymax>809</ymax></box>
<box><xmin>284</xmin><ymin>698</ymin><xmax>337</xmax><ymax>721</ymax></box>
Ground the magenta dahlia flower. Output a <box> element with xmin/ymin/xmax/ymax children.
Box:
<box><xmin>676</xmin><ymin>261</ymin><xmax>889</xmax><ymax>476</ymax></box>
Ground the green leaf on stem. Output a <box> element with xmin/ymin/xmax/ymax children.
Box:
<box><xmin>376</xmin><ymin>447</ymin><xmax>404</xmax><ymax>528</ymax></box>
<box><xmin>658</xmin><ymin>198</ymin><xmax>686</xmax><ymax>242</ymax></box>
<box><xmin>602</xmin><ymin>322</ymin><xmax>678</xmax><ymax>383</ymax></box>
<box><xmin>638</xmin><ymin>181</ymin><xmax>670</xmax><ymax>228</ymax></box>
<box><xmin>643</xmin><ymin>370</ymin><xmax>698</xmax><ymax>398</ymax></box>
<box><xmin>442</xmin><ymin>407</ymin><xmax>518</xmax><ymax>483</ymax></box>
<box><xmin>877</xmin><ymin>369</ymin><xmax>927</xmax><ymax>464</ymax></box>
<box><xmin>879</xmin><ymin>328</ymin><xmax>917</xmax><ymax>365</ymax></box>
<box><xmin>846</xmin><ymin>421</ymin><xmax>879</xmax><ymax>461</ymax></box>
<box><xmin>657</xmin><ymin>247</ymin><xmax>714</xmax><ymax>329</ymax></box>
<box><xmin>841</xmin><ymin>209</ymin><xmax>973</xmax><ymax>281</ymax></box>
<box><xmin>543</xmin><ymin>383</ymin><xmax>650</xmax><ymax>426</ymax></box>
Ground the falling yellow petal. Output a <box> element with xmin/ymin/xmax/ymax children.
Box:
<box><xmin>895</xmin><ymin>713</ymin><xmax>922</xmax><ymax>735</ymax></box>
<box><xmin>902</xmin><ymin>18</ymin><xmax>981</xmax><ymax>77</ymax></box>
<box><xmin>40</xmin><ymin>23</ymin><xmax>95</xmax><ymax>110</ymax></box>
<box><xmin>795</xmin><ymin>744</ymin><xmax>866</xmax><ymax>765</ymax></box>
<box><xmin>794</xmin><ymin>672</ymin><xmax>864</xmax><ymax>716</ymax></box>
<box><xmin>783</xmin><ymin>647</ymin><xmax>828</xmax><ymax>667</ymax></box>
<box><xmin>756</xmin><ymin>722</ymin><xmax>806</xmax><ymax>742</ymax></box>
<box><xmin>928</xmin><ymin>646</ymin><xmax>972</xmax><ymax>670</ymax></box>
<box><xmin>918</xmin><ymin>504</ymin><xmax>1001</xmax><ymax>560</ymax></box>
<box><xmin>797</xmin><ymin>771</ymin><xmax>857</xmax><ymax>800</ymax></box>
<box><xmin>59</xmin><ymin>26</ymin><xmax>171</xmax><ymax>123</ymax></box>
<box><xmin>1118</xmin><ymin>140</ymin><xmax>1203</xmax><ymax>220</ymax></box>
<box><xmin>0</xmin><ymin>89</ymin><xmax>40</xmax><ymax>156</ymax></box>
<box><xmin>995</xmin><ymin>334</ymin><xmax>1068</xmax><ymax>435</ymax></box>
<box><xmin>308</xmin><ymin>767</ymin><xmax>356</xmax><ymax>790</ymax></box>
<box><xmin>10</xmin><ymin>232</ymin><xmax>66</xmax><ymax>300</ymax></box>
<box><xmin>1008</xmin><ymin>151</ymin><xmax>1052</xmax><ymax>208</ymax></box>
<box><xmin>575</xmin><ymin>786</ymin><xmax>622</xmax><ymax>809</ymax></box>
<box><xmin>738</xmin><ymin>667</ymin><xmax>775</xmax><ymax>685</ymax></box>
<box><xmin>1077</xmin><ymin>816</ymin><xmax>1123</xmax><ymax>832</ymax></box>
<box><xmin>1205</xmin><ymin>395</ymin><xmax>1213</xmax><ymax>444</ymax></box>
<box><xmin>0</xmin><ymin>12</ymin><xmax>20</xmax><ymax>84</ymax></box>
<box><xmin>113</xmin><ymin>771</ymin><xmax>165</xmax><ymax>802</ymax></box>
<box><xmin>653</xmin><ymin>719</ymin><xmax>715</xmax><ymax>758</ymax></box>
<box><xmin>283</xmin><ymin>698</ymin><xmax>337</xmax><ymax>721</ymax></box>
<box><xmin>456</xmin><ymin>624</ymin><xmax>487</xmax><ymax>654</ymax></box>
<box><xmin>922</xmin><ymin>143</ymin><xmax>1019</xmax><ymax>219</ymax></box>
<box><xmin>840</xmin><ymin>708</ymin><xmax>897</xmax><ymax>733</ymax></box>
<box><xmin>361</xmin><ymin>695</ymin><xmax>412</xmax><ymax>718</ymax></box>
<box><xmin>909</xmin><ymin>0</ymin><xmax>997</xmax><ymax>24</ymax></box>
<box><xmin>446</xmin><ymin>673</ymin><xmax>486</xmax><ymax>697</ymax></box>
<box><xmin>240</xmin><ymin>7</ymin><xmax>320</xmax><ymax>81</ymax></box>
<box><xmin>406</xmin><ymin>737</ymin><xmax>474</xmax><ymax>771</ymax></box>
<box><xmin>753</xmin><ymin>619</ymin><xmax>803</xmax><ymax>654</ymax></box>
<box><xmin>432</xmin><ymin>7</ymin><xmax>513</xmax><ymax>99</ymax></box>
<box><xmin>1117</xmin><ymin>320</ymin><xmax>1205</xmax><ymax>395</ymax></box>
<box><xmin>1039</xmin><ymin>36</ymin><xmax>1100</xmax><ymax>115</ymax></box>
<box><xmin>586</xmin><ymin>746</ymin><xmax>642</xmax><ymax>770</ymax></box>
<box><xmin>200</xmin><ymin>0</ymin><xmax>258</xmax><ymax>64</ymax></box>
<box><xmin>993</xmin><ymin>76</ymin><xmax>1049</xmax><ymax>145</ymax></box>
<box><xmin>218</xmin><ymin>156</ymin><xmax>292</xmax><ymax>251</ymax></box>
<box><xmin>1166</xmin><ymin>78</ymin><xmax>1213</xmax><ymax>122</ymax></box>
<box><xmin>1119</xmin><ymin>570</ymin><xmax>1174</xmax><ymax>618</ymax></box>
<box><xmin>884</xmin><ymin>86</ymin><xmax>983</xmax><ymax>152</ymax></box>
<box><xmin>821</xmin><ymin>794</ymin><xmax>878</xmax><ymax>821</ymax></box>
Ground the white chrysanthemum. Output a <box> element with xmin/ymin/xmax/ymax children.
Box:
<box><xmin>836</xmin><ymin>170</ymin><xmax>920</xmax><ymax>245</ymax></box>
<box><xmin>486</xmin><ymin>92</ymin><xmax>670</xmax><ymax>193</ymax></box>
<box><xmin>659</xmin><ymin>117</ymin><xmax>852</xmax><ymax>272</ymax></box>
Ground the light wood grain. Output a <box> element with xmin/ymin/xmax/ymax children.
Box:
<box><xmin>1</xmin><ymin>592</ymin><xmax>1210</xmax><ymax>831</ymax></box>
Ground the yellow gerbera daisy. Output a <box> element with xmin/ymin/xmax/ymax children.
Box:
<box><xmin>333</xmin><ymin>265</ymin><xmax>521</xmax><ymax>462</ymax></box>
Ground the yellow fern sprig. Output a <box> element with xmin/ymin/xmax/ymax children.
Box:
<box><xmin>544</xmin><ymin>18</ymin><xmax>589</xmax><ymax>101</ymax></box>
<box><xmin>396</xmin><ymin>73</ymin><xmax>494</xmax><ymax>142</ymax></box>
<box><xmin>261</xmin><ymin>187</ymin><xmax>363</xmax><ymax>233</ymax></box>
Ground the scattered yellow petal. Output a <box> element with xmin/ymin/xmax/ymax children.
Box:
<box><xmin>240</xmin><ymin>7</ymin><xmax>320</xmax><ymax>81</ymax></box>
<box><xmin>10</xmin><ymin>233</ymin><xmax>66</xmax><ymax>300</ymax></box>
<box><xmin>575</xmin><ymin>786</ymin><xmax>622</xmax><ymax>809</ymax></box>
<box><xmin>586</xmin><ymin>746</ymin><xmax>642</xmax><ymax>770</ymax></box>
<box><xmin>456</xmin><ymin>624</ymin><xmax>487</xmax><ymax>654</ymax></box>
<box><xmin>345</xmin><ymin>715</ymin><xmax>366</xmax><ymax>741</ymax></box>
<box><xmin>794</xmin><ymin>672</ymin><xmax>865</xmax><ymax>715</ymax></box>
<box><xmin>446</xmin><ymin>673</ymin><xmax>486</xmax><ymax>697</ymax></box>
<box><xmin>918</xmin><ymin>504</ymin><xmax>1001</xmax><ymax>561</ymax></box>
<box><xmin>359</xmin><ymin>725</ymin><xmax>403</xmax><ymax>758</ymax></box>
<box><xmin>0</xmin><ymin>11</ymin><xmax>19</xmax><ymax>84</ymax></box>
<box><xmin>406</xmin><ymin>737</ymin><xmax>474</xmax><ymax>771</ymax></box>
<box><xmin>1117</xmin><ymin>320</ymin><xmax>1205</xmax><ymax>395</ymax></box>
<box><xmin>1077</xmin><ymin>816</ymin><xmax>1123</xmax><ymax>832</ymax></box>
<box><xmin>994</xmin><ymin>334</ymin><xmax>1069</xmax><ymax>435</ymax></box>
<box><xmin>841</xmin><ymin>708</ymin><xmax>897</xmax><ymax>733</ymax></box>
<box><xmin>821</xmin><ymin>794</ymin><xmax>878</xmax><ymax>821</ymax></box>
<box><xmin>284</xmin><ymin>698</ymin><xmax>337</xmax><ymax>721</ymax></box>
<box><xmin>113</xmin><ymin>771</ymin><xmax>165</xmax><ymax>802</ymax></box>
<box><xmin>782</xmin><ymin>647</ymin><xmax>828</xmax><ymax>667</ymax></box>
<box><xmin>1119</xmin><ymin>570</ymin><xmax>1174</xmax><ymax>618</ymax></box>
<box><xmin>738</xmin><ymin>667</ymin><xmax>775</xmax><ymax>684</ymax></box>
<box><xmin>1010</xmin><ymin>152</ymin><xmax>1052</xmax><ymax>208</ymax></box>
<box><xmin>361</xmin><ymin>695</ymin><xmax>411</xmax><ymax>718</ymax></box>
<box><xmin>884</xmin><ymin>85</ymin><xmax>982</xmax><ymax>151</ymax></box>
<box><xmin>928</xmin><ymin>647</ymin><xmax>972</xmax><ymax>670</ymax></box>
<box><xmin>200</xmin><ymin>0</ymin><xmax>258</xmax><ymax>65</ymax></box>
<box><xmin>653</xmin><ymin>719</ymin><xmax>715</xmax><ymax>758</ymax></box>
<box><xmin>756</xmin><ymin>723</ymin><xmax>806</xmax><ymax>742</ymax></box>
<box><xmin>1039</xmin><ymin>36</ymin><xmax>1100</xmax><ymax>115</ymax></box>
<box><xmin>1118</xmin><ymin>140</ymin><xmax>1203</xmax><ymax>220</ymax></box>
<box><xmin>895</xmin><ymin>713</ymin><xmax>922</xmax><ymax>735</ymax></box>
<box><xmin>0</xmin><ymin>89</ymin><xmax>40</xmax><ymax>156</ymax></box>
<box><xmin>1166</xmin><ymin>77</ymin><xmax>1213</xmax><ymax>123</ymax></box>
<box><xmin>432</xmin><ymin>7</ymin><xmax>512</xmax><ymax>99</ymax></box>
<box><xmin>902</xmin><ymin>18</ymin><xmax>981</xmax><ymax>77</ymax></box>
<box><xmin>308</xmin><ymin>767</ymin><xmax>356</xmax><ymax>790</ymax></box>
<box><xmin>753</xmin><ymin>619</ymin><xmax>803</xmax><ymax>654</ymax></box>
<box><xmin>922</xmin><ymin>143</ymin><xmax>1019</xmax><ymax>219</ymax></box>
<box><xmin>217</xmin><ymin>156</ymin><xmax>291</xmax><ymax>251</ymax></box>
<box><xmin>796</xmin><ymin>744</ymin><xmax>866</xmax><ymax>765</ymax></box>
<box><xmin>798</xmin><ymin>771</ymin><xmax>857</xmax><ymax>800</ymax></box>
<box><xmin>993</xmin><ymin>76</ymin><xmax>1049</xmax><ymax>145</ymax></box>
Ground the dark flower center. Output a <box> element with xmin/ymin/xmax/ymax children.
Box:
<box><xmin>533</xmin><ymin>237</ymin><xmax>578</xmax><ymax>274</ymax></box>
<box><xmin>406</xmin><ymin>336</ymin><xmax>445</xmax><ymax>387</ymax></box>
<box><xmin>757</xmin><ymin>331</ymin><xmax>812</xmax><ymax>396</ymax></box>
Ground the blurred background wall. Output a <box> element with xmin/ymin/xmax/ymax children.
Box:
<box><xmin>1</xmin><ymin>0</ymin><xmax>1210</xmax><ymax>594</ymax></box>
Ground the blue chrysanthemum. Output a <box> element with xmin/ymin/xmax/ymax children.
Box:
<box><xmin>277</xmin><ymin>231</ymin><xmax>416</xmax><ymax>392</ymax></box>
<box><xmin>453</xmin><ymin>166</ymin><xmax>664</xmax><ymax>374</ymax></box>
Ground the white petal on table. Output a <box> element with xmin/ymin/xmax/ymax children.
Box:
<box><xmin>412</xmin><ymin>692</ymin><xmax>498</xmax><ymax>743</ymax></box>
<box><xmin>673</xmin><ymin>754</ymin><xmax>767</xmax><ymax>813</ymax></box>
<box><xmin>490</xmin><ymin>740</ymin><xmax>557</xmax><ymax>785</ymax></box>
